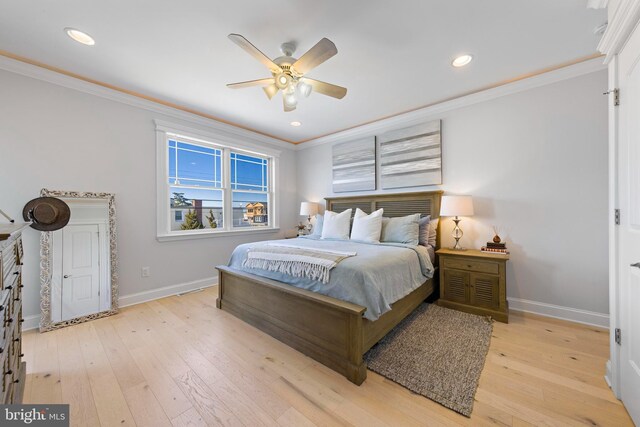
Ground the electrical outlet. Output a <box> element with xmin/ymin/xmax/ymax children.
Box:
<box><xmin>141</xmin><ymin>267</ymin><xmax>150</xmax><ymax>278</ymax></box>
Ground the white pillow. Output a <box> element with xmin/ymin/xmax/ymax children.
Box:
<box><xmin>350</xmin><ymin>208</ymin><xmax>384</xmax><ymax>243</ymax></box>
<box><xmin>321</xmin><ymin>209</ymin><xmax>352</xmax><ymax>240</ymax></box>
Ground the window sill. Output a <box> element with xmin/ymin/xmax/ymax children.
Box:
<box><xmin>157</xmin><ymin>227</ymin><xmax>280</xmax><ymax>242</ymax></box>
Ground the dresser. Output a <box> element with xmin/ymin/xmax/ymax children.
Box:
<box><xmin>436</xmin><ymin>248</ymin><xmax>510</xmax><ymax>323</ymax></box>
<box><xmin>0</xmin><ymin>223</ymin><xmax>27</xmax><ymax>404</ymax></box>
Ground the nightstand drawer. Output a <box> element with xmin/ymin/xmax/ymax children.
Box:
<box><xmin>442</xmin><ymin>257</ymin><xmax>499</xmax><ymax>275</ymax></box>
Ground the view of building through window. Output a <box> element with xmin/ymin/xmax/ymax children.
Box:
<box><xmin>168</xmin><ymin>140</ymin><xmax>270</xmax><ymax>231</ymax></box>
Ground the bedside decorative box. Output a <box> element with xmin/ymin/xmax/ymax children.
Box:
<box><xmin>436</xmin><ymin>248</ymin><xmax>509</xmax><ymax>323</ymax></box>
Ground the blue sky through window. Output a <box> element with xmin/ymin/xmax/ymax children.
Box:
<box><xmin>169</xmin><ymin>140</ymin><xmax>222</xmax><ymax>188</ymax></box>
<box><xmin>168</xmin><ymin>140</ymin><xmax>269</xmax><ymax>207</ymax></box>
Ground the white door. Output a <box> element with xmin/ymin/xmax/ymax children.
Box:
<box><xmin>617</xmin><ymin>19</ymin><xmax>640</xmax><ymax>425</ymax></box>
<box><xmin>61</xmin><ymin>224</ymin><xmax>101</xmax><ymax>321</ymax></box>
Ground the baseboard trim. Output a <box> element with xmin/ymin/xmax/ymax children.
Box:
<box><xmin>508</xmin><ymin>297</ymin><xmax>609</xmax><ymax>328</ymax></box>
<box><xmin>24</xmin><ymin>283</ymin><xmax>607</xmax><ymax>330</ymax></box>
<box><xmin>23</xmin><ymin>276</ymin><xmax>218</xmax><ymax>331</ymax></box>
<box><xmin>118</xmin><ymin>276</ymin><xmax>218</xmax><ymax>308</ymax></box>
<box><xmin>22</xmin><ymin>314</ymin><xmax>40</xmax><ymax>332</ymax></box>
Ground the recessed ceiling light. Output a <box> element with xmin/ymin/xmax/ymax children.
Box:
<box><xmin>452</xmin><ymin>54</ymin><xmax>473</xmax><ymax>68</ymax></box>
<box><xmin>64</xmin><ymin>28</ymin><xmax>95</xmax><ymax>46</ymax></box>
<box><xmin>290</xmin><ymin>121</ymin><xmax>301</xmax><ymax>127</ymax></box>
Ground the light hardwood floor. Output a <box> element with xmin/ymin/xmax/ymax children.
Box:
<box><xmin>23</xmin><ymin>287</ymin><xmax>633</xmax><ymax>427</ymax></box>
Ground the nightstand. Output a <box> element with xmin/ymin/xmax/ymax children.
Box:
<box><xmin>436</xmin><ymin>248</ymin><xmax>509</xmax><ymax>323</ymax></box>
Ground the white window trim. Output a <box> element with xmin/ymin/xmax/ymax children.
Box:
<box><xmin>155</xmin><ymin>119</ymin><xmax>281</xmax><ymax>241</ymax></box>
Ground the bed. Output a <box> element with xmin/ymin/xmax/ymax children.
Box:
<box><xmin>216</xmin><ymin>191</ymin><xmax>442</xmax><ymax>385</ymax></box>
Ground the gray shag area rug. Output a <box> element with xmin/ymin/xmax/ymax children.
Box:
<box><xmin>364</xmin><ymin>303</ymin><xmax>493</xmax><ymax>417</ymax></box>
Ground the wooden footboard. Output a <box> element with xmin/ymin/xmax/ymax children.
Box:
<box><xmin>216</xmin><ymin>265</ymin><xmax>435</xmax><ymax>385</ymax></box>
<box><xmin>216</xmin><ymin>266</ymin><xmax>368</xmax><ymax>384</ymax></box>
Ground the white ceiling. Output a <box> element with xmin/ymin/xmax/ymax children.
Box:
<box><xmin>0</xmin><ymin>0</ymin><xmax>605</xmax><ymax>143</ymax></box>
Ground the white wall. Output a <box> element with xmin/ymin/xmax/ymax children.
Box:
<box><xmin>0</xmin><ymin>68</ymin><xmax>298</xmax><ymax>321</ymax></box>
<box><xmin>296</xmin><ymin>70</ymin><xmax>609</xmax><ymax>320</ymax></box>
<box><xmin>0</xmin><ymin>60</ymin><xmax>609</xmax><ymax>327</ymax></box>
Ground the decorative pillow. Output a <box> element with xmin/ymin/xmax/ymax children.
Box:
<box><xmin>380</xmin><ymin>213</ymin><xmax>420</xmax><ymax>245</ymax></box>
<box><xmin>428</xmin><ymin>217</ymin><xmax>439</xmax><ymax>247</ymax></box>
<box><xmin>350</xmin><ymin>208</ymin><xmax>384</xmax><ymax>243</ymax></box>
<box><xmin>312</xmin><ymin>213</ymin><xmax>324</xmax><ymax>236</ymax></box>
<box><xmin>321</xmin><ymin>209</ymin><xmax>352</xmax><ymax>240</ymax></box>
<box><xmin>418</xmin><ymin>215</ymin><xmax>431</xmax><ymax>246</ymax></box>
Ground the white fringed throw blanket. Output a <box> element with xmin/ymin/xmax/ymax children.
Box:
<box><xmin>242</xmin><ymin>243</ymin><xmax>356</xmax><ymax>284</ymax></box>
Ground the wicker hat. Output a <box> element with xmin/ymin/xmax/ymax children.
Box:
<box><xmin>22</xmin><ymin>197</ymin><xmax>71</xmax><ymax>231</ymax></box>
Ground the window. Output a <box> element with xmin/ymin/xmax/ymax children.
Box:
<box><xmin>168</xmin><ymin>140</ymin><xmax>224</xmax><ymax>231</ymax></box>
<box><xmin>231</xmin><ymin>152</ymin><xmax>269</xmax><ymax>228</ymax></box>
<box><xmin>156</xmin><ymin>123</ymin><xmax>279</xmax><ymax>240</ymax></box>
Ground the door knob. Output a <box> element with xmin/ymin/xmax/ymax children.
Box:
<box><xmin>63</xmin><ymin>274</ymin><xmax>72</xmax><ymax>278</ymax></box>
<box><xmin>631</xmin><ymin>262</ymin><xmax>640</xmax><ymax>268</ymax></box>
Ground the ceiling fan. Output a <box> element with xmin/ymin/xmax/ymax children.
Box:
<box><xmin>226</xmin><ymin>34</ymin><xmax>347</xmax><ymax>112</ymax></box>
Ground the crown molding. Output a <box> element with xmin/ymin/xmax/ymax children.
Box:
<box><xmin>598</xmin><ymin>0</ymin><xmax>640</xmax><ymax>62</ymax></box>
<box><xmin>295</xmin><ymin>55</ymin><xmax>606</xmax><ymax>151</ymax></box>
<box><xmin>0</xmin><ymin>52</ymin><xmax>295</xmax><ymax>151</ymax></box>
<box><xmin>0</xmin><ymin>50</ymin><xmax>606</xmax><ymax>149</ymax></box>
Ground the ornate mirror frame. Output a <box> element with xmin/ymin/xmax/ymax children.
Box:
<box><xmin>39</xmin><ymin>188</ymin><xmax>118</xmax><ymax>332</ymax></box>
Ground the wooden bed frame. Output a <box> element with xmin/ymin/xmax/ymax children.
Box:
<box><xmin>216</xmin><ymin>191</ymin><xmax>443</xmax><ymax>385</ymax></box>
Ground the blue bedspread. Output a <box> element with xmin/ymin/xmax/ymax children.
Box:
<box><xmin>227</xmin><ymin>235</ymin><xmax>434</xmax><ymax>321</ymax></box>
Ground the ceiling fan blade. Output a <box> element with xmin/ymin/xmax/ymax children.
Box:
<box><xmin>228</xmin><ymin>34</ymin><xmax>283</xmax><ymax>74</ymax></box>
<box><xmin>227</xmin><ymin>78</ymin><xmax>275</xmax><ymax>89</ymax></box>
<box><xmin>291</xmin><ymin>38</ymin><xmax>338</xmax><ymax>75</ymax></box>
<box><xmin>301</xmin><ymin>78</ymin><xmax>347</xmax><ymax>99</ymax></box>
<box><xmin>263</xmin><ymin>84</ymin><xmax>279</xmax><ymax>100</ymax></box>
<box><xmin>283</xmin><ymin>97</ymin><xmax>296</xmax><ymax>112</ymax></box>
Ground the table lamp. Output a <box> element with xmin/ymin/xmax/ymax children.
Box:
<box><xmin>299</xmin><ymin>202</ymin><xmax>318</xmax><ymax>232</ymax></box>
<box><xmin>440</xmin><ymin>195</ymin><xmax>474</xmax><ymax>250</ymax></box>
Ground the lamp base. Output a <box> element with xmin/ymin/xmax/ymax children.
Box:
<box><xmin>450</xmin><ymin>217</ymin><xmax>466</xmax><ymax>250</ymax></box>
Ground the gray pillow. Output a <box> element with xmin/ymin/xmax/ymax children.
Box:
<box><xmin>418</xmin><ymin>215</ymin><xmax>431</xmax><ymax>246</ymax></box>
<box><xmin>428</xmin><ymin>217</ymin><xmax>439</xmax><ymax>247</ymax></box>
<box><xmin>381</xmin><ymin>214</ymin><xmax>420</xmax><ymax>245</ymax></box>
<box><xmin>312</xmin><ymin>214</ymin><xmax>324</xmax><ymax>236</ymax></box>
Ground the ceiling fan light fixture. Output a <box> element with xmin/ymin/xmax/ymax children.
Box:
<box><xmin>284</xmin><ymin>92</ymin><xmax>298</xmax><ymax>108</ymax></box>
<box><xmin>64</xmin><ymin>27</ymin><xmax>95</xmax><ymax>46</ymax></box>
<box><xmin>275</xmin><ymin>73</ymin><xmax>291</xmax><ymax>89</ymax></box>
<box><xmin>452</xmin><ymin>54</ymin><xmax>473</xmax><ymax>68</ymax></box>
<box><xmin>290</xmin><ymin>121</ymin><xmax>302</xmax><ymax>127</ymax></box>
<box><xmin>298</xmin><ymin>81</ymin><xmax>312</xmax><ymax>98</ymax></box>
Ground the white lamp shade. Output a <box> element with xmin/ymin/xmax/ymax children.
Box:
<box><xmin>440</xmin><ymin>195</ymin><xmax>474</xmax><ymax>217</ymax></box>
<box><xmin>300</xmin><ymin>202</ymin><xmax>319</xmax><ymax>216</ymax></box>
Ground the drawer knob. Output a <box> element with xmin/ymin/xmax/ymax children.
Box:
<box><xmin>5</xmin><ymin>286</ymin><xmax>12</xmax><ymax>290</ymax></box>
<box><xmin>0</xmin><ymin>305</ymin><xmax>3</xmax><ymax>311</ymax></box>
<box><xmin>4</xmin><ymin>370</ymin><xmax>12</xmax><ymax>376</ymax></box>
<box><xmin>6</xmin><ymin>318</ymin><xmax>13</xmax><ymax>323</ymax></box>
<box><xmin>19</xmin><ymin>285</ymin><xmax>24</xmax><ymax>289</ymax></box>
<box><xmin>0</xmin><ymin>348</ymin><xmax>3</xmax><ymax>354</ymax></box>
<box><xmin>19</xmin><ymin>319</ymin><xmax>24</xmax><ymax>323</ymax></box>
<box><xmin>13</xmin><ymin>338</ymin><xmax>19</xmax><ymax>343</ymax></box>
<box><xmin>13</xmin><ymin>271</ymin><xmax>19</xmax><ymax>275</ymax></box>
<box><xmin>14</xmin><ymin>298</ymin><xmax>19</xmax><ymax>302</ymax></box>
<box><xmin>13</xmin><ymin>379</ymin><xmax>19</xmax><ymax>384</ymax></box>
<box><xmin>19</xmin><ymin>353</ymin><xmax>24</xmax><ymax>358</ymax></box>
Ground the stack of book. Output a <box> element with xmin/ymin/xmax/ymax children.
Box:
<box><xmin>481</xmin><ymin>241</ymin><xmax>509</xmax><ymax>254</ymax></box>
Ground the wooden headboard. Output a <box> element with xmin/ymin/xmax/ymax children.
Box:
<box><xmin>325</xmin><ymin>191</ymin><xmax>444</xmax><ymax>248</ymax></box>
